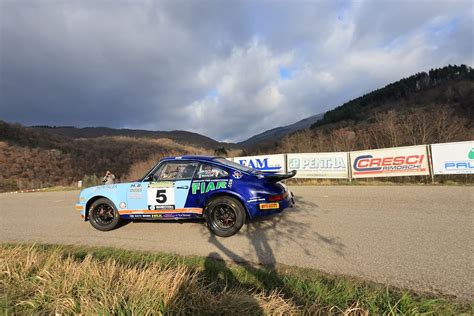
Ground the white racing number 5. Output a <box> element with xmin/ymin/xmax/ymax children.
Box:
<box><xmin>155</xmin><ymin>189</ymin><xmax>167</xmax><ymax>203</ymax></box>
<box><xmin>147</xmin><ymin>186</ymin><xmax>175</xmax><ymax>210</ymax></box>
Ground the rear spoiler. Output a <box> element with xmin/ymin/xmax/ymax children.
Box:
<box><xmin>260</xmin><ymin>170</ymin><xmax>297</xmax><ymax>183</ymax></box>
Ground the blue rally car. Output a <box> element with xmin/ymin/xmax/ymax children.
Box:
<box><xmin>76</xmin><ymin>156</ymin><xmax>296</xmax><ymax>237</ymax></box>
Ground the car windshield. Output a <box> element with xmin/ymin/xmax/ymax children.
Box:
<box><xmin>214</xmin><ymin>158</ymin><xmax>256</xmax><ymax>173</ymax></box>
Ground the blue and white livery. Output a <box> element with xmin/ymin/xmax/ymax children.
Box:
<box><xmin>76</xmin><ymin>156</ymin><xmax>296</xmax><ymax>237</ymax></box>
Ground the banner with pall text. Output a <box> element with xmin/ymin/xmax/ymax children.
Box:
<box><xmin>350</xmin><ymin>145</ymin><xmax>430</xmax><ymax>178</ymax></box>
<box><xmin>431</xmin><ymin>141</ymin><xmax>474</xmax><ymax>175</ymax></box>
<box><xmin>287</xmin><ymin>152</ymin><xmax>349</xmax><ymax>178</ymax></box>
<box><xmin>233</xmin><ymin>154</ymin><xmax>286</xmax><ymax>173</ymax></box>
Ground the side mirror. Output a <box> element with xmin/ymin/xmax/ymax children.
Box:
<box><xmin>144</xmin><ymin>174</ymin><xmax>155</xmax><ymax>182</ymax></box>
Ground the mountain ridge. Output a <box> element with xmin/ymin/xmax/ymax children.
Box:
<box><xmin>238</xmin><ymin>113</ymin><xmax>324</xmax><ymax>147</ymax></box>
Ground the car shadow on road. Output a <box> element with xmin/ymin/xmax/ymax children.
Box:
<box><xmin>240</xmin><ymin>194</ymin><xmax>346</xmax><ymax>260</ymax></box>
<box><xmin>199</xmin><ymin>192</ymin><xmax>347</xmax><ymax>310</ymax></box>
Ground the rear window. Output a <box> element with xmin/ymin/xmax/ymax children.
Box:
<box><xmin>195</xmin><ymin>163</ymin><xmax>228</xmax><ymax>179</ymax></box>
<box><xmin>213</xmin><ymin>158</ymin><xmax>255</xmax><ymax>173</ymax></box>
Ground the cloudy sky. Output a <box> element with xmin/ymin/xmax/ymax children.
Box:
<box><xmin>1</xmin><ymin>0</ymin><xmax>472</xmax><ymax>142</ymax></box>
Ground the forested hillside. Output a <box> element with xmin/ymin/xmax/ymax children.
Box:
<box><xmin>31</xmin><ymin>126</ymin><xmax>237</xmax><ymax>149</ymax></box>
<box><xmin>251</xmin><ymin>65</ymin><xmax>473</xmax><ymax>154</ymax></box>
<box><xmin>0</xmin><ymin>122</ymin><xmax>216</xmax><ymax>191</ymax></box>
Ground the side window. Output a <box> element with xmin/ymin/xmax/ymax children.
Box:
<box><xmin>156</xmin><ymin>162</ymin><xmax>198</xmax><ymax>180</ymax></box>
<box><xmin>195</xmin><ymin>163</ymin><xmax>228</xmax><ymax>179</ymax></box>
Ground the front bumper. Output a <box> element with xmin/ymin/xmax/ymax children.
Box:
<box><xmin>75</xmin><ymin>203</ymin><xmax>86</xmax><ymax>219</ymax></box>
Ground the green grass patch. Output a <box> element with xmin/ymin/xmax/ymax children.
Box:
<box><xmin>1</xmin><ymin>243</ymin><xmax>472</xmax><ymax>315</ymax></box>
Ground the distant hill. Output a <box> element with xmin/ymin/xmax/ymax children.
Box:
<box><xmin>313</xmin><ymin>64</ymin><xmax>473</xmax><ymax>128</ymax></box>
<box><xmin>0</xmin><ymin>121</ymin><xmax>234</xmax><ymax>191</ymax></box>
<box><xmin>31</xmin><ymin>126</ymin><xmax>238</xmax><ymax>150</ymax></box>
<box><xmin>250</xmin><ymin>64</ymin><xmax>473</xmax><ymax>154</ymax></box>
<box><xmin>239</xmin><ymin>113</ymin><xmax>324</xmax><ymax>147</ymax></box>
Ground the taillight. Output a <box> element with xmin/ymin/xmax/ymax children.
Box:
<box><xmin>268</xmin><ymin>192</ymin><xmax>288</xmax><ymax>202</ymax></box>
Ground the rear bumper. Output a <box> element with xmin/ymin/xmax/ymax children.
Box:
<box><xmin>248</xmin><ymin>191</ymin><xmax>294</xmax><ymax>218</ymax></box>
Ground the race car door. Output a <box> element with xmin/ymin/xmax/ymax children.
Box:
<box><xmin>146</xmin><ymin>161</ymin><xmax>197</xmax><ymax>212</ymax></box>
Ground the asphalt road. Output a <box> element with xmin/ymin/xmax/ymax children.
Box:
<box><xmin>1</xmin><ymin>186</ymin><xmax>473</xmax><ymax>300</ymax></box>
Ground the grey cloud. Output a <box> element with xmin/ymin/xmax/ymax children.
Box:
<box><xmin>0</xmin><ymin>0</ymin><xmax>472</xmax><ymax>142</ymax></box>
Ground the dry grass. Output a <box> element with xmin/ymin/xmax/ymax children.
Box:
<box><xmin>0</xmin><ymin>245</ymin><xmax>299</xmax><ymax>315</ymax></box>
<box><xmin>2</xmin><ymin>244</ymin><xmax>470</xmax><ymax>315</ymax></box>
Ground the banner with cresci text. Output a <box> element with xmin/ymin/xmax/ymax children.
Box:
<box><xmin>431</xmin><ymin>141</ymin><xmax>474</xmax><ymax>175</ymax></box>
<box><xmin>350</xmin><ymin>145</ymin><xmax>430</xmax><ymax>178</ymax></box>
<box><xmin>233</xmin><ymin>154</ymin><xmax>286</xmax><ymax>173</ymax></box>
<box><xmin>287</xmin><ymin>152</ymin><xmax>349</xmax><ymax>178</ymax></box>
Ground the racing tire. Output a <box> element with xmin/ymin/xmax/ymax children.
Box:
<box><xmin>205</xmin><ymin>196</ymin><xmax>245</xmax><ymax>237</ymax></box>
<box><xmin>88</xmin><ymin>198</ymin><xmax>121</xmax><ymax>231</ymax></box>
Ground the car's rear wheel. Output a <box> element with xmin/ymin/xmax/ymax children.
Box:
<box><xmin>206</xmin><ymin>196</ymin><xmax>245</xmax><ymax>237</ymax></box>
<box><xmin>89</xmin><ymin>198</ymin><xmax>121</xmax><ymax>231</ymax></box>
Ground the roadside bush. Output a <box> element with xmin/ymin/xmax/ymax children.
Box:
<box><xmin>0</xmin><ymin>178</ymin><xmax>18</xmax><ymax>192</ymax></box>
<box><xmin>82</xmin><ymin>174</ymin><xmax>102</xmax><ymax>188</ymax></box>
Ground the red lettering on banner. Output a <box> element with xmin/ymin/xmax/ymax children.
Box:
<box><xmin>358</xmin><ymin>159</ymin><xmax>370</xmax><ymax>168</ymax></box>
<box><xmin>393</xmin><ymin>156</ymin><xmax>405</xmax><ymax>165</ymax></box>
<box><xmin>406</xmin><ymin>155</ymin><xmax>419</xmax><ymax>164</ymax></box>
<box><xmin>369</xmin><ymin>158</ymin><xmax>382</xmax><ymax>167</ymax></box>
<box><xmin>382</xmin><ymin>157</ymin><xmax>393</xmax><ymax>166</ymax></box>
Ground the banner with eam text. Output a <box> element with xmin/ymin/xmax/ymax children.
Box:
<box><xmin>287</xmin><ymin>152</ymin><xmax>349</xmax><ymax>178</ymax></box>
<box><xmin>431</xmin><ymin>141</ymin><xmax>474</xmax><ymax>175</ymax></box>
<box><xmin>233</xmin><ymin>154</ymin><xmax>286</xmax><ymax>173</ymax></box>
<box><xmin>350</xmin><ymin>145</ymin><xmax>430</xmax><ymax>178</ymax></box>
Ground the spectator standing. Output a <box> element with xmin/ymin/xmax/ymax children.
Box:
<box><xmin>103</xmin><ymin>170</ymin><xmax>115</xmax><ymax>184</ymax></box>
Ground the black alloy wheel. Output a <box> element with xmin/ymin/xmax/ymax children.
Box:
<box><xmin>89</xmin><ymin>198</ymin><xmax>121</xmax><ymax>231</ymax></box>
<box><xmin>206</xmin><ymin>196</ymin><xmax>245</xmax><ymax>237</ymax></box>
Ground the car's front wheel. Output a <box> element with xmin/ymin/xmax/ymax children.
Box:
<box><xmin>89</xmin><ymin>198</ymin><xmax>121</xmax><ymax>231</ymax></box>
<box><xmin>206</xmin><ymin>196</ymin><xmax>245</xmax><ymax>237</ymax></box>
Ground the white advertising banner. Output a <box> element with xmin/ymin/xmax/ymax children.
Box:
<box><xmin>233</xmin><ymin>154</ymin><xmax>286</xmax><ymax>173</ymax></box>
<box><xmin>350</xmin><ymin>145</ymin><xmax>430</xmax><ymax>178</ymax></box>
<box><xmin>287</xmin><ymin>152</ymin><xmax>349</xmax><ymax>178</ymax></box>
<box><xmin>431</xmin><ymin>141</ymin><xmax>474</xmax><ymax>175</ymax></box>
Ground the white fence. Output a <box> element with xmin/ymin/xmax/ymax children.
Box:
<box><xmin>287</xmin><ymin>152</ymin><xmax>349</xmax><ymax>179</ymax></box>
<box><xmin>431</xmin><ymin>141</ymin><xmax>474</xmax><ymax>175</ymax></box>
<box><xmin>350</xmin><ymin>145</ymin><xmax>430</xmax><ymax>178</ymax></box>
<box><xmin>231</xmin><ymin>141</ymin><xmax>474</xmax><ymax>179</ymax></box>
<box><xmin>233</xmin><ymin>154</ymin><xmax>286</xmax><ymax>173</ymax></box>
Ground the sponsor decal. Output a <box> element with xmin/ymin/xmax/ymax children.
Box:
<box><xmin>259</xmin><ymin>203</ymin><xmax>279</xmax><ymax>210</ymax></box>
<box><xmin>119</xmin><ymin>208</ymin><xmax>202</xmax><ymax>215</ymax></box>
<box><xmin>147</xmin><ymin>182</ymin><xmax>175</xmax><ymax>210</ymax></box>
<box><xmin>444</xmin><ymin>148</ymin><xmax>474</xmax><ymax>171</ymax></box>
<box><xmin>148</xmin><ymin>205</ymin><xmax>175</xmax><ymax>210</ymax></box>
<box><xmin>238</xmin><ymin>158</ymin><xmax>280</xmax><ymax>171</ymax></box>
<box><xmin>288</xmin><ymin>157</ymin><xmax>345</xmax><ymax>169</ymax></box>
<box><xmin>129</xmin><ymin>193</ymin><xmax>143</xmax><ymax>199</ymax></box>
<box><xmin>353</xmin><ymin>154</ymin><xmax>425</xmax><ymax>174</ymax></box>
<box><xmin>232</xmin><ymin>171</ymin><xmax>243</xmax><ymax>179</ymax></box>
<box><xmin>431</xmin><ymin>142</ymin><xmax>474</xmax><ymax>175</ymax></box>
<box><xmin>191</xmin><ymin>180</ymin><xmax>229</xmax><ymax>194</ymax></box>
<box><xmin>119</xmin><ymin>202</ymin><xmax>126</xmax><ymax>209</ymax></box>
<box><xmin>130</xmin><ymin>214</ymin><xmax>152</xmax><ymax>218</ymax></box>
<box><xmin>149</xmin><ymin>181</ymin><xmax>174</xmax><ymax>188</ymax></box>
<box><xmin>287</xmin><ymin>153</ymin><xmax>349</xmax><ymax>179</ymax></box>
<box><xmin>234</xmin><ymin>154</ymin><xmax>286</xmax><ymax>172</ymax></box>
